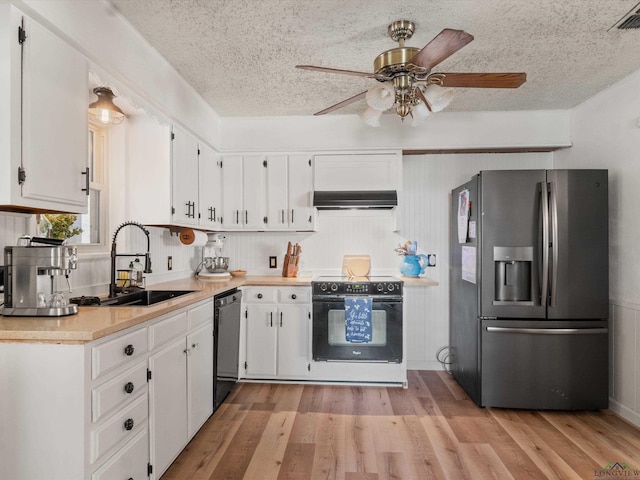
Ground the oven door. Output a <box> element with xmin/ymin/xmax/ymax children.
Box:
<box><xmin>312</xmin><ymin>296</ymin><xmax>403</xmax><ymax>362</ymax></box>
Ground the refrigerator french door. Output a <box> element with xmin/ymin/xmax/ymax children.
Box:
<box><xmin>450</xmin><ymin>169</ymin><xmax>609</xmax><ymax>410</ymax></box>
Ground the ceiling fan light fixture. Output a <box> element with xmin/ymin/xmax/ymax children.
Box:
<box><xmin>360</xmin><ymin>107</ymin><xmax>383</xmax><ymax>127</ymax></box>
<box><xmin>88</xmin><ymin>87</ymin><xmax>125</xmax><ymax>126</ymax></box>
<box><xmin>366</xmin><ymin>82</ymin><xmax>395</xmax><ymax>111</ymax></box>
<box><xmin>411</xmin><ymin>101</ymin><xmax>431</xmax><ymax>127</ymax></box>
<box><xmin>423</xmin><ymin>84</ymin><xmax>454</xmax><ymax>113</ymax></box>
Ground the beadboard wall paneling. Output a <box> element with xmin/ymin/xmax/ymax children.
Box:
<box><xmin>398</xmin><ymin>152</ymin><xmax>553</xmax><ymax>369</ymax></box>
<box><xmin>0</xmin><ymin>212</ymin><xmax>32</xmax><ymax>251</ymax></box>
<box><xmin>222</xmin><ymin>210</ymin><xmax>404</xmax><ymax>276</ymax></box>
<box><xmin>610</xmin><ymin>301</ymin><xmax>640</xmax><ymax>426</ymax></box>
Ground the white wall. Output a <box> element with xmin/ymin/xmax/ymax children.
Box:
<box><xmin>220</xmin><ymin>110</ymin><xmax>571</xmax><ymax>152</ymax></box>
<box><xmin>555</xmin><ymin>69</ymin><xmax>640</xmax><ymax>426</ymax></box>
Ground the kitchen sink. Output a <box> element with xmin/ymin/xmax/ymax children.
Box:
<box><xmin>98</xmin><ymin>290</ymin><xmax>196</xmax><ymax>307</ymax></box>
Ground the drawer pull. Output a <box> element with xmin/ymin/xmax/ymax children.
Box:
<box><xmin>123</xmin><ymin>344</ymin><xmax>135</xmax><ymax>356</ymax></box>
<box><xmin>124</xmin><ymin>382</ymin><xmax>135</xmax><ymax>394</ymax></box>
<box><xmin>192</xmin><ymin>343</ymin><xmax>199</xmax><ymax>349</ymax></box>
<box><xmin>291</xmin><ymin>294</ymin><xmax>297</xmax><ymax>300</ymax></box>
<box><xmin>257</xmin><ymin>293</ymin><xmax>263</xmax><ymax>299</ymax></box>
<box><xmin>123</xmin><ymin>418</ymin><xmax>134</xmax><ymax>431</ymax></box>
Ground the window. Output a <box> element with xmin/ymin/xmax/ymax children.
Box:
<box><xmin>37</xmin><ymin>122</ymin><xmax>108</xmax><ymax>248</ymax></box>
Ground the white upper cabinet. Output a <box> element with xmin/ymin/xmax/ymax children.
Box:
<box><xmin>128</xmin><ymin>117</ymin><xmax>224</xmax><ymax>230</ymax></box>
<box><xmin>0</xmin><ymin>6</ymin><xmax>88</xmax><ymax>213</ymax></box>
<box><xmin>287</xmin><ymin>154</ymin><xmax>314</xmax><ymax>230</ymax></box>
<box><xmin>198</xmin><ymin>145</ymin><xmax>222</xmax><ymax>229</ymax></box>
<box><xmin>313</xmin><ymin>151</ymin><xmax>402</xmax><ymax>191</ymax></box>
<box><xmin>221</xmin><ymin>153</ymin><xmax>314</xmax><ymax>232</ymax></box>
<box><xmin>243</xmin><ymin>155</ymin><xmax>268</xmax><ymax>229</ymax></box>
<box><xmin>171</xmin><ymin>125</ymin><xmax>199</xmax><ymax>226</ymax></box>
<box><xmin>221</xmin><ymin>154</ymin><xmax>267</xmax><ymax>230</ymax></box>
<box><xmin>221</xmin><ymin>154</ymin><xmax>243</xmax><ymax>229</ymax></box>
<box><xmin>266</xmin><ymin>154</ymin><xmax>288</xmax><ymax>230</ymax></box>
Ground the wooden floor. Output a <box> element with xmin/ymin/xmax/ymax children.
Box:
<box><xmin>162</xmin><ymin>371</ymin><xmax>640</xmax><ymax>479</ymax></box>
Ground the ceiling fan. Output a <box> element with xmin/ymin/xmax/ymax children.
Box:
<box><xmin>296</xmin><ymin>20</ymin><xmax>526</xmax><ymax>126</ymax></box>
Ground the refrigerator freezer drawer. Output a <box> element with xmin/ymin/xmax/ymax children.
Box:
<box><xmin>481</xmin><ymin>320</ymin><xmax>608</xmax><ymax>410</ymax></box>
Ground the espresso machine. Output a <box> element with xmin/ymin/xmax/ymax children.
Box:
<box><xmin>2</xmin><ymin>239</ymin><xmax>79</xmax><ymax>317</ymax></box>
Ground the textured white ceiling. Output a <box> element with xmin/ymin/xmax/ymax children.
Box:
<box><xmin>108</xmin><ymin>0</ymin><xmax>640</xmax><ymax>117</ymax></box>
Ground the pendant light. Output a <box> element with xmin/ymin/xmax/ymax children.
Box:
<box><xmin>88</xmin><ymin>87</ymin><xmax>125</xmax><ymax>126</ymax></box>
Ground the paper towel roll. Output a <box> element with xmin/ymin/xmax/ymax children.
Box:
<box><xmin>179</xmin><ymin>229</ymin><xmax>208</xmax><ymax>246</ymax></box>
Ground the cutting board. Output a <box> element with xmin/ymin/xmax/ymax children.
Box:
<box><xmin>342</xmin><ymin>254</ymin><xmax>371</xmax><ymax>277</ymax></box>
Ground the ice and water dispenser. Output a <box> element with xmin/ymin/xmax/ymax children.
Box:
<box><xmin>493</xmin><ymin>246</ymin><xmax>533</xmax><ymax>305</ymax></box>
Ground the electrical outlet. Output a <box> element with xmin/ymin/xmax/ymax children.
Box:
<box><xmin>167</xmin><ymin>256</ymin><xmax>173</xmax><ymax>270</ymax></box>
<box><xmin>427</xmin><ymin>254</ymin><xmax>436</xmax><ymax>267</ymax></box>
<box><xmin>269</xmin><ymin>256</ymin><xmax>277</xmax><ymax>268</ymax></box>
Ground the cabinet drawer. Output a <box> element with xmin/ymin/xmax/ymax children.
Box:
<box><xmin>278</xmin><ymin>287</ymin><xmax>310</xmax><ymax>304</ymax></box>
<box><xmin>149</xmin><ymin>311</ymin><xmax>188</xmax><ymax>350</ymax></box>
<box><xmin>188</xmin><ymin>299</ymin><xmax>213</xmax><ymax>330</ymax></box>
<box><xmin>92</xmin><ymin>328</ymin><xmax>148</xmax><ymax>380</ymax></box>
<box><xmin>242</xmin><ymin>287</ymin><xmax>277</xmax><ymax>303</ymax></box>
<box><xmin>91</xmin><ymin>429</ymin><xmax>149</xmax><ymax>480</ymax></box>
<box><xmin>92</xmin><ymin>361</ymin><xmax>148</xmax><ymax>423</ymax></box>
<box><xmin>90</xmin><ymin>393</ymin><xmax>148</xmax><ymax>464</ymax></box>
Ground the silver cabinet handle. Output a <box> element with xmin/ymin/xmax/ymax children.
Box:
<box><xmin>486</xmin><ymin>326</ymin><xmax>608</xmax><ymax>335</ymax></box>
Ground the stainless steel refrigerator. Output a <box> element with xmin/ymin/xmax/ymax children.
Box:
<box><xmin>449</xmin><ymin>169</ymin><xmax>608</xmax><ymax>410</ymax></box>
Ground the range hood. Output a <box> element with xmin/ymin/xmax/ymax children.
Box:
<box><xmin>313</xmin><ymin>190</ymin><xmax>398</xmax><ymax>210</ymax></box>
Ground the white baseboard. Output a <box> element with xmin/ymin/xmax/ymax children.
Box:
<box><xmin>609</xmin><ymin>397</ymin><xmax>640</xmax><ymax>427</ymax></box>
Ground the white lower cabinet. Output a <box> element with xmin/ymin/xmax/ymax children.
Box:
<box><xmin>241</xmin><ymin>286</ymin><xmax>311</xmax><ymax>380</ymax></box>
<box><xmin>148</xmin><ymin>300</ymin><xmax>214</xmax><ymax>479</ymax></box>
<box><xmin>149</xmin><ymin>336</ymin><xmax>189</xmax><ymax>476</ymax></box>
<box><xmin>0</xmin><ymin>298</ymin><xmax>214</xmax><ymax>480</ymax></box>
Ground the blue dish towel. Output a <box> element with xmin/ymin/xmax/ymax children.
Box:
<box><xmin>345</xmin><ymin>296</ymin><xmax>373</xmax><ymax>343</ymax></box>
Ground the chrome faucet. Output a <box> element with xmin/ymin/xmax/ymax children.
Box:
<box><xmin>109</xmin><ymin>221</ymin><xmax>152</xmax><ymax>298</ymax></box>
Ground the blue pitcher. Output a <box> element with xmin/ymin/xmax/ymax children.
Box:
<box><xmin>400</xmin><ymin>254</ymin><xmax>428</xmax><ymax>277</ymax></box>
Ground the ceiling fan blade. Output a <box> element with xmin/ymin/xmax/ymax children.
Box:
<box><xmin>296</xmin><ymin>65</ymin><xmax>377</xmax><ymax>79</ymax></box>
<box><xmin>435</xmin><ymin>72</ymin><xmax>527</xmax><ymax>88</ymax></box>
<box><xmin>415</xmin><ymin>87</ymin><xmax>432</xmax><ymax>112</ymax></box>
<box><xmin>314</xmin><ymin>91</ymin><xmax>367</xmax><ymax>115</ymax></box>
<box><xmin>409</xmin><ymin>29</ymin><xmax>474</xmax><ymax>70</ymax></box>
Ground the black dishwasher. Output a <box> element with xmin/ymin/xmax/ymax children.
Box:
<box><xmin>213</xmin><ymin>288</ymin><xmax>242</xmax><ymax>411</ymax></box>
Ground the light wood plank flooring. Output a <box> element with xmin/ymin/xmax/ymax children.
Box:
<box><xmin>162</xmin><ymin>371</ymin><xmax>640</xmax><ymax>479</ymax></box>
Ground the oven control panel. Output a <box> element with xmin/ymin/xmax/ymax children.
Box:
<box><xmin>313</xmin><ymin>279</ymin><xmax>403</xmax><ymax>296</ymax></box>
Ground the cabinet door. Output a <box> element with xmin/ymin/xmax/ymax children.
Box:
<box><xmin>221</xmin><ymin>155</ymin><xmax>243</xmax><ymax>229</ymax></box>
<box><xmin>288</xmin><ymin>154</ymin><xmax>314</xmax><ymax>230</ymax></box>
<box><xmin>171</xmin><ymin>126</ymin><xmax>199</xmax><ymax>226</ymax></box>
<box><xmin>21</xmin><ymin>13</ymin><xmax>88</xmax><ymax>211</ymax></box>
<box><xmin>266</xmin><ymin>154</ymin><xmax>288</xmax><ymax>230</ymax></box>
<box><xmin>187</xmin><ymin>323</ymin><xmax>214</xmax><ymax>438</ymax></box>
<box><xmin>242</xmin><ymin>155</ymin><xmax>267</xmax><ymax>229</ymax></box>
<box><xmin>277</xmin><ymin>304</ymin><xmax>310</xmax><ymax>378</ymax></box>
<box><xmin>149</xmin><ymin>338</ymin><xmax>188</xmax><ymax>478</ymax></box>
<box><xmin>245</xmin><ymin>304</ymin><xmax>277</xmax><ymax>377</ymax></box>
<box><xmin>198</xmin><ymin>146</ymin><xmax>222</xmax><ymax>229</ymax></box>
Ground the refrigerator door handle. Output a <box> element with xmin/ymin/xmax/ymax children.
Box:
<box><xmin>539</xmin><ymin>182</ymin><xmax>549</xmax><ymax>306</ymax></box>
<box><xmin>549</xmin><ymin>181</ymin><xmax>559</xmax><ymax>307</ymax></box>
<box><xmin>486</xmin><ymin>326</ymin><xmax>608</xmax><ymax>335</ymax></box>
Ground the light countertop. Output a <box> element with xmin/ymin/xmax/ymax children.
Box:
<box><xmin>0</xmin><ymin>273</ymin><xmax>437</xmax><ymax>343</ymax></box>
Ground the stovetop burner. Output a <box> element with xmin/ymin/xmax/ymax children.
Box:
<box><xmin>312</xmin><ymin>276</ymin><xmax>403</xmax><ymax>296</ymax></box>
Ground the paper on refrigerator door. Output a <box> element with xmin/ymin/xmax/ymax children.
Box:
<box><xmin>457</xmin><ymin>189</ymin><xmax>470</xmax><ymax>243</ymax></box>
<box><xmin>461</xmin><ymin>246</ymin><xmax>476</xmax><ymax>284</ymax></box>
